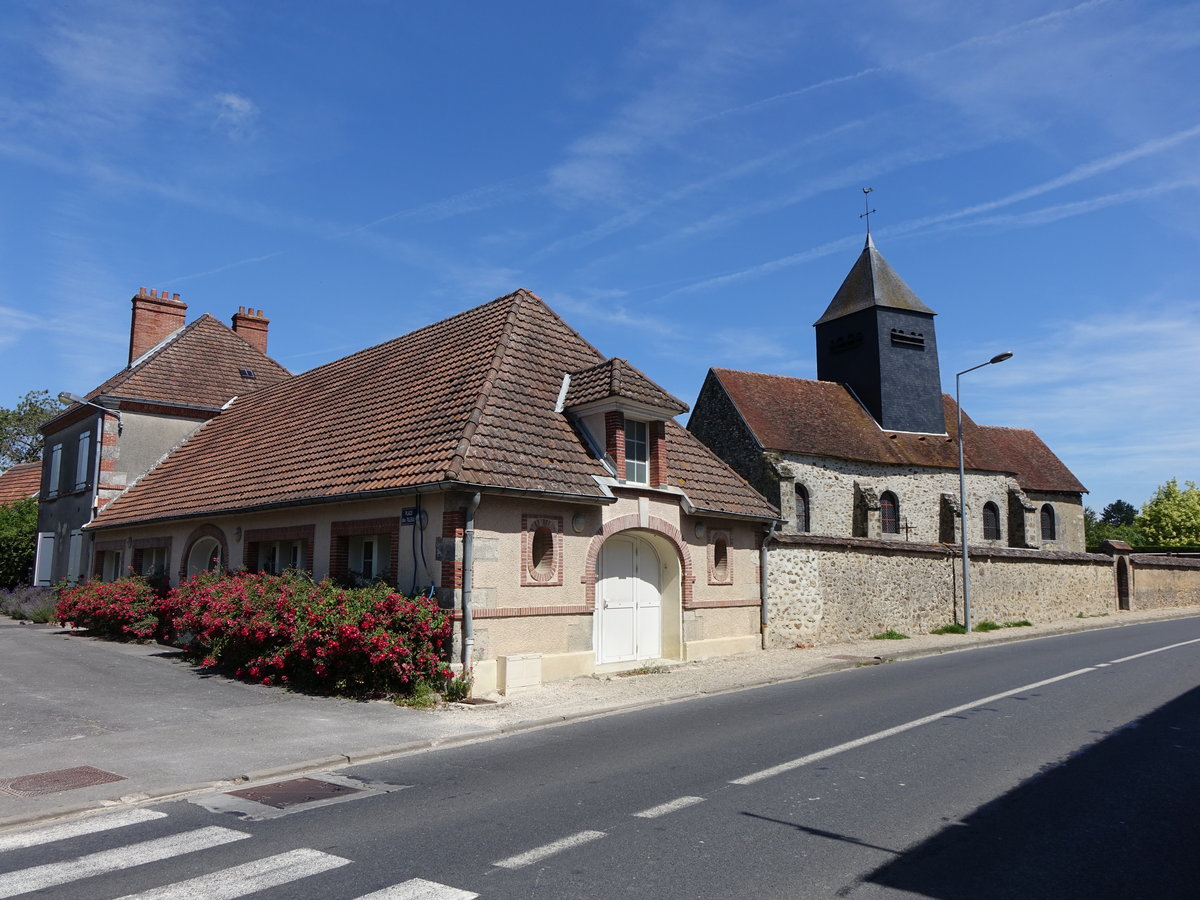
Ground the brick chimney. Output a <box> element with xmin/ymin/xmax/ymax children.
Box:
<box><xmin>129</xmin><ymin>288</ymin><xmax>186</xmax><ymax>365</ymax></box>
<box><xmin>231</xmin><ymin>306</ymin><xmax>269</xmax><ymax>355</ymax></box>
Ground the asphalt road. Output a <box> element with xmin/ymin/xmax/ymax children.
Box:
<box><xmin>3</xmin><ymin>617</ymin><xmax>1199</xmax><ymax>899</ymax></box>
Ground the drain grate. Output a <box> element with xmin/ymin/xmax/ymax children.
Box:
<box><xmin>226</xmin><ymin>777</ymin><xmax>363</xmax><ymax>809</ymax></box>
<box><xmin>0</xmin><ymin>766</ymin><xmax>126</xmax><ymax>798</ymax></box>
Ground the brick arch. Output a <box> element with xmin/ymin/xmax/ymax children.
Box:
<box><xmin>582</xmin><ymin>514</ymin><xmax>695</xmax><ymax>610</ymax></box>
<box><xmin>179</xmin><ymin>523</ymin><xmax>230</xmax><ymax>581</ymax></box>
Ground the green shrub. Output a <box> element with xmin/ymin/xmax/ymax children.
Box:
<box><xmin>1003</xmin><ymin>619</ymin><xmax>1033</xmax><ymax>628</ymax></box>
<box><xmin>0</xmin><ymin>585</ymin><xmax>56</xmax><ymax>621</ymax></box>
<box><xmin>974</xmin><ymin>620</ymin><xmax>1001</xmax><ymax>632</ymax></box>
<box><xmin>871</xmin><ymin>629</ymin><xmax>909</xmax><ymax>640</ymax></box>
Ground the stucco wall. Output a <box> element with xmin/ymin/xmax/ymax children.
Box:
<box><xmin>1129</xmin><ymin>556</ymin><xmax>1200</xmax><ymax>609</ymax></box>
<box><xmin>767</xmin><ymin>535</ymin><xmax>1114</xmax><ymax>646</ymax></box>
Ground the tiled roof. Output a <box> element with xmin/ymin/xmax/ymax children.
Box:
<box><xmin>814</xmin><ymin>235</ymin><xmax>935</xmax><ymax>325</ymax></box>
<box><xmin>706</xmin><ymin>368</ymin><xmax>1086</xmax><ymax>494</ymax></box>
<box><xmin>664</xmin><ymin>421</ymin><xmax>778</xmax><ymax>518</ymax></box>
<box><xmin>87</xmin><ymin>314</ymin><xmax>290</xmax><ymax>409</ymax></box>
<box><xmin>564</xmin><ymin>358</ymin><xmax>689</xmax><ymax>415</ymax></box>
<box><xmin>91</xmin><ymin>291</ymin><xmax>776</xmax><ymax>528</ymax></box>
<box><xmin>0</xmin><ymin>462</ymin><xmax>41</xmax><ymax>503</ymax></box>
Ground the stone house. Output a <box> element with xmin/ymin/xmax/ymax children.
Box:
<box><xmin>34</xmin><ymin>289</ymin><xmax>290</xmax><ymax>585</ymax></box>
<box><xmin>81</xmin><ymin>289</ymin><xmax>778</xmax><ymax>694</ymax></box>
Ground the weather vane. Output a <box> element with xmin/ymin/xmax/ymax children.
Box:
<box><xmin>860</xmin><ymin>187</ymin><xmax>876</xmax><ymax>237</ymax></box>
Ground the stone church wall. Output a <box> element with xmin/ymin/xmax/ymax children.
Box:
<box><xmin>766</xmin><ymin>534</ymin><xmax>1115</xmax><ymax>646</ymax></box>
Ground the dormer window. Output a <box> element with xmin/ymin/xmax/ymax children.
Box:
<box><xmin>625</xmin><ymin>418</ymin><xmax>649</xmax><ymax>484</ymax></box>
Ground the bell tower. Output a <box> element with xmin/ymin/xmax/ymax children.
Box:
<box><xmin>814</xmin><ymin>235</ymin><xmax>945</xmax><ymax>434</ymax></box>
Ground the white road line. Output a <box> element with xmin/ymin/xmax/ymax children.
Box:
<box><xmin>731</xmin><ymin>668</ymin><xmax>1097</xmax><ymax>786</ymax></box>
<box><xmin>114</xmin><ymin>848</ymin><xmax>349</xmax><ymax>899</ymax></box>
<box><xmin>0</xmin><ymin>826</ymin><xmax>249</xmax><ymax>899</ymax></box>
<box><xmin>1109</xmin><ymin>636</ymin><xmax>1200</xmax><ymax>665</ymax></box>
<box><xmin>0</xmin><ymin>809</ymin><xmax>168</xmax><ymax>853</ymax></box>
<box><xmin>355</xmin><ymin>877</ymin><xmax>480</xmax><ymax>899</ymax></box>
<box><xmin>493</xmin><ymin>830</ymin><xmax>606</xmax><ymax>870</ymax></box>
<box><xmin>633</xmin><ymin>796</ymin><xmax>705</xmax><ymax>818</ymax></box>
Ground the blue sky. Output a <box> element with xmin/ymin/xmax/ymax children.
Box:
<box><xmin>2</xmin><ymin>0</ymin><xmax>1198</xmax><ymax>513</ymax></box>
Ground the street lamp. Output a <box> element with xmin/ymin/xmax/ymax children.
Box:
<box><xmin>58</xmin><ymin>392</ymin><xmax>123</xmax><ymax>434</ymax></box>
<box><xmin>957</xmin><ymin>351</ymin><xmax>1013</xmax><ymax>632</ymax></box>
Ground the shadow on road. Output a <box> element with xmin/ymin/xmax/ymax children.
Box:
<box><xmin>862</xmin><ymin>684</ymin><xmax>1200</xmax><ymax>899</ymax></box>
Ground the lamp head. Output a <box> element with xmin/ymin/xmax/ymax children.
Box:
<box><xmin>58</xmin><ymin>391</ymin><xmax>84</xmax><ymax>405</ymax></box>
<box><xmin>989</xmin><ymin>351</ymin><xmax>1014</xmax><ymax>365</ymax></box>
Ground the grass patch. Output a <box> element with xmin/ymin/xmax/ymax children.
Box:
<box><xmin>1076</xmin><ymin>612</ymin><xmax>1110</xmax><ymax>619</ymax></box>
<box><xmin>871</xmin><ymin>629</ymin><xmax>909</xmax><ymax>640</ymax></box>
<box><xmin>1003</xmin><ymin>619</ymin><xmax>1033</xmax><ymax>628</ymax></box>
<box><xmin>930</xmin><ymin>622</ymin><xmax>966</xmax><ymax>635</ymax></box>
<box><xmin>393</xmin><ymin>681</ymin><xmax>440</xmax><ymax>709</ymax></box>
<box><xmin>974</xmin><ymin>620</ymin><xmax>1001</xmax><ymax>632</ymax></box>
<box><xmin>615</xmin><ymin>664</ymin><xmax>670</xmax><ymax>677</ymax></box>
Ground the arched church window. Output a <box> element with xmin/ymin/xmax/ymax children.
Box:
<box><xmin>795</xmin><ymin>483</ymin><xmax>811</xmax><ymax>532</ymax></box>
<box><xmin>881</xmin><ymin>492</ymin><xmax>900</xmax><ymax>534</ymax></box>
<box><xmin>1041</xmin><ymin>505</ymin><xmax>1057</xmax><ymax>542</ymax></box>
<box><xmin>983</xmin><ymin>502</ymin><xmax>1001</xmax><ymax>540</ymax></box>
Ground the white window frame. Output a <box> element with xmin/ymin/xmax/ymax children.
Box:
<box><xmin>624</xmin><ymin>418</ymin><xmax>649</xmax><ymax>484</ymax></box>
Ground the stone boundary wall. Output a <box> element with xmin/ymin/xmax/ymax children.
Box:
<box><xmin>1128</xmin><ymin>555</ymin><xmax>1200</xmax><ymax>609</ymax></box>
<box><xmin>767</xmin><ymin>534</ymin><xmax>1115</xmax><ymax>646</ymax></box>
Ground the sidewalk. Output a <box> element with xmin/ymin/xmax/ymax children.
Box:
<box><xmin>2</xmin><ymin>606</ymin><xmax>1197</xmax><ymax>830</ymax></box>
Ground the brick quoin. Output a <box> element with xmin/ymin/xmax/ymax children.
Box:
<box><xmin>441</xmin><ymin>510</ymin><xmax>466</xmax><ymax>590</ymax></box>
<box><xmin>605</xmin><ymin>411</ymin><xmax>625</xmax><ymax>475</ymax></box>
<box><xmin>650</xmin><ymin>420</ymin><xmax>667</xmax><ymax>486</ymax></box>
<box><xmin>581</xmin><ymin>514</ymin><xmax>695</xmax><ymax>610</ymax></box>
<box><xmin>328</xmin><ymin>518</ymin><xmax>400</xmax><ymax>584</ymax></box>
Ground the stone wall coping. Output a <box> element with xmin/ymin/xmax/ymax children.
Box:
<box><xmin>772</xmin><ymin>532</ymin><xmax>1109</xmax><ymax>564</ymax></box>
<box><xmin>1131</xmin><ymin>554</ymin><xmax>1200</xmax><ymax>569</ymax></box>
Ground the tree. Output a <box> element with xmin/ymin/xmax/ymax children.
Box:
<box><xmin>1100</xmin><ymin>499</ymin><xmax>1137</xmax><ymax>527</ymax></box>
<box><xmin>0</xmin><ymin>390</ymin><xmax>65</xmax><ymax>469</ymax></box>
<box><xmin>1135</xmin><ymin>479</ymin><xmax>1200</xmax><ymax>547</ymax></box>
<box><xmin>1084</xmin><ymin>505</ymin><xmax>1145</xmax><ymax>551</ymax></box>
<box><xmin>0</xmin><ymin>498</ymin><xmax>38</xmax><ymax>588</ymax></box>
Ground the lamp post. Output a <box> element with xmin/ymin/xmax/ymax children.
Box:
<box><xmin>957</xmin><ymin>351</ymin><xmax>1013</xmax><ymax>632</ymax></box>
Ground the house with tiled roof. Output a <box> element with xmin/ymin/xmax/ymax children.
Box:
<box><xmin>687</xmin><ymin>237</ymin><xmax>1112</xmax><ymax>645</ymax></box>
<box><xmin>34</xmin><ymin>289</ymin><xmax>289</xmax><ymax>586</ymax></box>
<box><xmin>83</xmin><ymin>289</ymin><xmax>778</xmax><ymax>693</ymax></box>
<box><xmin>0</xmin><ymin>462</ymin><xmax>41</xmax><ymax>505</ymax></box>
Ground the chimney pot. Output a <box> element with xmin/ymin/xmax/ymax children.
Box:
<box><xmin>128</xmin><ymin>287</ymin><xmax>186</xmax><ymax>365</ymax></box>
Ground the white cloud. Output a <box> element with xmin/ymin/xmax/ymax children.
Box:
<box><xmin>211</xmin><ymin>92</ymin><xmax>260</xmax><ymax>139</ymax></box>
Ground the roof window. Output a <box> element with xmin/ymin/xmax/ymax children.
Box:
<box><xmin>239</xmin><ymin>368</ymin><xmax>256</xmax><ymax>379</ymax></box>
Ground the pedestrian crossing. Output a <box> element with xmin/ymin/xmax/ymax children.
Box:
<box><xmin>0</xmin><ymin>808</ymin><xmax>478</xmax><ymax>899</ymax></box>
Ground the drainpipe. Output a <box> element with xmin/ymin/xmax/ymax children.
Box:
<box><xmin>760</xmin><ymin>521</ymin><xmax>778</xmax><ymax>650</ymax></box>
<box><xmin>461</xmin><ymin>492</ymin><xmax>481</xmax><ymax>670</ymax></box>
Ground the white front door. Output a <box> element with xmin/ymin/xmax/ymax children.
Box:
<box><xmin>597</xmin><ymin>534</ymin><xmax>662</xmax><ymax>664</ymax></box>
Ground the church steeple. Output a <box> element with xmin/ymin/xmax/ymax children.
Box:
<box><xmin>814</xmin><ymin>237</ymin><xmax>945</xmax><ymax>434</ymax></box>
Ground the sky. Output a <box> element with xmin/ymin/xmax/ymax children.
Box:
<box><xmin>2</xmin><ymin>0</ymin><xmax>1198</xmax><ymax>513</ymax></box>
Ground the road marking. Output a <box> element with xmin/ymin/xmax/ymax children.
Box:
<box><xmin>0</xmin><ymin>809</ymin><xmax>168</xmax><ymax>853</ymax></box>
<box><xmin>1109</xmin><ymin>636</ymin><xmax>1200</xmax><ymax>665</ymax></box>
<box><xmin>730</xmin><ymin>668</ymin><xmax>1097</xmax><ymax>785</ymax></box>
<box><xmin>633</xmin><ymin>796</ymin><xmax>705</xmax><ymax>818</ymax></box>
<box><xmin>0</xmin><ymin>826</ymin><xmax>249</xmax><ymax>898</ymax></box>
<box><xmin>114</xmin><ymin>848</ymin><xmax>349</xmax><ymax>899</ymax></box>
<box><xmin>355</xmin><ymin>878</ymin><xmax>480</xmax><ymax>899</ymax></box>
<box><xmin>493</xmin><ymin>830</ymin><xmax>606</xmax><ymax>869</ymax></box>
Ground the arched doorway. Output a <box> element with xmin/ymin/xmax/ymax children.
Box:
<box><xmin>187</xmin><ymin>537</ymin><xmax>223</xmax><ymax>577</ymax></box>
<box><xmin>1117</xmin><ymin>557</ymin><xmax>1131</xmax><ymax>611</ymax></box>
<box><xmin>596</xmin><ymin>534</ymin><xmax>662</xmax><ymax>664</ymax></box>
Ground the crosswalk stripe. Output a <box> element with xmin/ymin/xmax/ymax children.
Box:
<box><xmin>0</xmin><ymin>809</ymin><xmax>168</xmax><ymax>853</ymax></box>
<box><xmin>355</xmin><ymin>878</ymin><xmax>479</xmax><ymax>899</ymax></box>
<box><xmin>0</xmin><ymin>826</ymin><xmax>248</xmax><ymax>899</ymax></box>
<box><xmin>114</xmin><ymin>848</ymin><xmax>350</xmax><ymax>899</ymax></box>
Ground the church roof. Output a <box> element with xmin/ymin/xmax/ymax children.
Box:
<box><xmin>814</xmin><ymin>235</ymin><xmax>936</xmax><ymax>326</ymax></box>
<box><xmin>0</xmin><ymin>461</ymin><xmax>41</xmax><ymax>503</ymax></box>
<box><xmin>703</xmin><ymin>368</ymin><xmax>1086</xmax><ymax>494</ymax></box>
<box><xmin>564</xmin><ymin>358</ymin><xmax>689</xmax><ymax>415</ymax></box>
<box><xmin>90</xmin><ymin>291</ymin><xmax>777</xmax><ymax>528</ymax></box>
<box><xmin>86</xmin><ymin>313</ymin><xmax>291</xmax><ymax>409</ymax></box>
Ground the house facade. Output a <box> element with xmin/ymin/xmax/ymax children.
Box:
<box><xmin>82</xmin><ymin>290</ymin><xmax>779</xmax><ymax>694</ymax></box>
<box><xmin>34</xmin><ymin>289</ymin><xmax>289</xmax><ymax>586</ymax></box>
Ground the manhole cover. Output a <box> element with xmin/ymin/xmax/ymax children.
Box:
<box><xmin>226</xmin><ymin>777</ymin><xmax>362</xmax><ymax>809</ymax></box>
<box><xmin>0</xmin><ymin>766</ymin><xmax>125</xmax><ymax>798</ymax></box>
